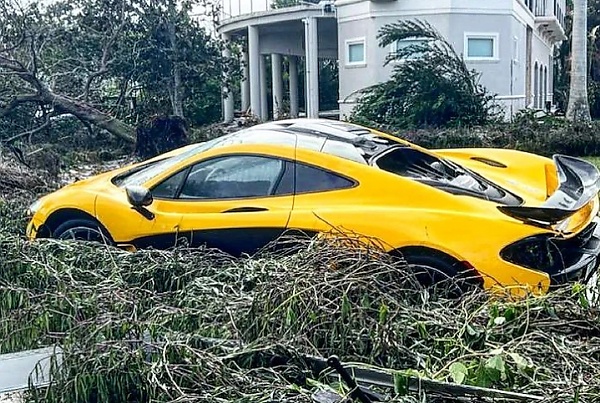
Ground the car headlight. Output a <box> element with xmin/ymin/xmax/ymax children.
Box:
<box><xmin>26</xmin><ymin>199</ymin><xmax>43</xmax><ymax>217</ymax></box>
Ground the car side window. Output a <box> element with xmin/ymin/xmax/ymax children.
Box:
<box><xmin>274</xmin><ymin>162</ymin><xmax>355</xmax><ymax>195</ymax></box>
<box><xmin>152</xmin><ymin>168</ymin><xmax>189</xmax><ymax>199</ymax></box>
<box><xmin>179</xmin><ymin>155</ymin><xmax>285</xmax><ymax>199</ymax></box>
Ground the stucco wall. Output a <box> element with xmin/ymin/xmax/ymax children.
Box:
<box><xmin>337</xmin><ymin>0</ymin><xmax>560</xmax><ymax>120</ymax></box>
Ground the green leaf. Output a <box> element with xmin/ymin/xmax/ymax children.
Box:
<box><xmin>393</xmin><ymin>372</ymin><xmax>410</xmax><ymax>395</ymax></box>
<box><xmin>484</xmin><ymin>354</ymin><xmax>506</xmax><ymax>382</ymax></box>
<box><xmin>449</xmin><ymin>362</ymin><xmax>469</xmax><ymax>385</ymax></box>
<box><xmin>466</xmin><ymin>323</ymin><xmax>479</xmax><ymax>336</ymax></box>
<box><xmin>378</xmin><ymin>302</ymin><xmax>388</xmax><ymax>325</ymax></box>
<box><xmin>508</xmin><ymin>352</ymin><xmax>532</xmax><ymax>370</ymax></box>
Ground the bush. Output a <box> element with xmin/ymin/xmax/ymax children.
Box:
<box><xmin>385</xmin><ymin>112</ymin><xmax>600</xmax><ymax>158</ymax></box>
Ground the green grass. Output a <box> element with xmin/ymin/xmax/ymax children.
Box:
<box><xmin>582</xmin><ymin>156</ymin><xmax>600</xmax><ymax>168</ymax></box>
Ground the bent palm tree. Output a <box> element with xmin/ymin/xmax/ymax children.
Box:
<box><xmin>566</xmin><ymin>0</ymin><xmax>592</xmax><ymax>122</ymax></box>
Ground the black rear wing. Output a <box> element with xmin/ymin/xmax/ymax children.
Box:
<box><xmin>498</xmin><ymin>155</ymin><xmax>600</xmax><ymax>225</ymax></box>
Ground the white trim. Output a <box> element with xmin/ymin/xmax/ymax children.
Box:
<box><xmin>495</xmin><ymin>95</ymin><xmax>526</xmax><ymax>100</ymax></box>
<box><xmin>334</xmin><ymin>0</ymin><xmax>363</xmax><ymax>5</ymax></box>
<box><xmin>345</xmin><ymin>37</ymin><xmax>366</xmax><ymax>67</ymax></box>
<box><xmin>464</xmin><ymin>32</ymin><xmax>499</xmax><ymax>61</ymax></box>
<box><xmin>341</xmin><ymin>95</ymin><xmax>527</xmax><ymax>103</ymax></box>
<box><xmin>338</xmin><ymin>9</ymin><xmax>526</xmax><ymax>24</ymax></box>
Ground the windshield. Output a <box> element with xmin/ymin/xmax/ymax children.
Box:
<box><xmin>115</xmin><ymin>137</ymin><xmax>228</xmax><ymax>187</ymax></box>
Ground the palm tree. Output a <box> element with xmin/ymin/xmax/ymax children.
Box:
<box><xmin>566</xmin><ymin>0</ymin><xmax>592</xmax><ymax>122</ymax></box>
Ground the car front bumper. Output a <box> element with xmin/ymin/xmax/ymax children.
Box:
<box><xmin>25</xmin><ymin>216</ymin><xmax>44</xmax><ymax>240</ymax></box>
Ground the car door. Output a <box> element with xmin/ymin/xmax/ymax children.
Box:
<box><xmin>156</xmin><ymin>154</ymin><xmax>294</xmax><ymax>256</ymax></box>
<box><xmin>285</xmin><ymin>158</ymin><xmax>359</xmax><ymax>237</ymax></box>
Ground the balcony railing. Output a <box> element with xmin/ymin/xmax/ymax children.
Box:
<box><xmin>525</xmin><ymin>0</ymin><xmax>565</xmax><ymax>28</ymax></box>
<box><xmin>528</xmin><ymin>0</ymin><xmax>567</xmax><ymax>41</ymax></box>
<box><xmin>219</xmin><ymin>0</ymin><xmax>273</xmax><ymax>20</ymax></box>
<box><xmin>219</xmin><ymin>0</ymin><xmax>322</xmax><ymax>20</ymax></box>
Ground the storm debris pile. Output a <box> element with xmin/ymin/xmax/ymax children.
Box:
<box><xmin>0</xmin><ymin>223</ymin><xmax>600</xmax><ymax>402</ymax></box>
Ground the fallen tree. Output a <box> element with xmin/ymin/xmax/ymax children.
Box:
<box><xmin>0</xmin><ymin>0</ymin><xmax>239</xmax><ymax>147</ymax></box>
<box><xmin>0</xmin><ymin>0</ymin><xmax>136</xmax><ymax>143</ymax></box>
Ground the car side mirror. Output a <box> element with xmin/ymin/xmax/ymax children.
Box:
<box><xmin>126</xmin><ymin>185</ymin><xmax>153</xmax><ymax>207</ymax></box>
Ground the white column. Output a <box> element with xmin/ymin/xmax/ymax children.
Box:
<box><xmin>260</xmin><ymin>55</ymin><xmax>268</xmax><ymax>121</ymax></box>
<box><xmin>271</xmin><ymin>53</ymin><xmax>283</xmax><ymax>119</ymax></box>
<box><xmin>241</xmin><ymin>49</ymin><xmax>250</xmax><ymax>112</ymax></box>
<box><xmin>303</xmin><ymin>16</ymin><xmax>319</xmax><ymax>118</ymax></box>
<box><xmin>248</xmin><ymin>25</ymin><xmax>261</xmax><ymax>119</ymax></box>
<box><xmin>289</xmin><ymin>56</ymin><xmax>299</xmax><ymax>118</ymax></box>
<box><xmin>221</xmin><ymin>33</ymin><xmax>234</xmax><ymax>123</ymax></box>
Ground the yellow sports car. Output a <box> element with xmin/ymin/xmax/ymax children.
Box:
<box><xmin>26</xmin><ymin>118</ymin><xmax>600</xmax><ymax>295</ymax></box>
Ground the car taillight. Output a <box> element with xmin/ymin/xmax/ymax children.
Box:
<box><xmin>500</xmin><ymin>234</ymin><xmax>564</xmax><ymax>275</ymax></box>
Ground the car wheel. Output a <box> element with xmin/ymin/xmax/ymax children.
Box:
<box><xmin>401</xmin><ymin>252</ymin><xmax>481</xmax><ymax>296</ymax></box>
<box><xmin>53</xmin><ymin>219</ymin><xmax>114</xmax><ymax>245</ymax></box>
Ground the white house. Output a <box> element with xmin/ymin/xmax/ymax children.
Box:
<box><xmin>217</xmin><ymin>0</ymin><xmax>567</xmax><ymax>121</ymax></box>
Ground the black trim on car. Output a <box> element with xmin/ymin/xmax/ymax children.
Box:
<box><xmin>500</xmin><ymin>219</ymin><xmax>600</xmax><ymax>286</ymax></box>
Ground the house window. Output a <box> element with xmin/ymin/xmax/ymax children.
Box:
<box><xmin>392</xmin><ymin>38</ymin><xmax>430</xmax><ymax>60</ymax></box>
<box><xmin>346</xmin><ymin>38</ymin><xmax>366</xmax><ymax>66</ymax></box>
<box><xmin>464</xmin><ymin>33</ymin><xmax>499</xmax><ymax>61</ymax></box>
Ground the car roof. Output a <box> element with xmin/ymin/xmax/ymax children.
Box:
<box><xmin>210</xmin><ymin>119</ymin><xmax>401</xmax><ymax>164</ymax></box>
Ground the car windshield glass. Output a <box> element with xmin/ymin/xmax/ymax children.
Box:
<box><xmin>116</xmin><ymin>136</ymin><xmax>231</xmax><ymax>187</ymax></box>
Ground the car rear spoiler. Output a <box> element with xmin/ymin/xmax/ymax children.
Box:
<box><xmin>498</xmin><ymin>155</ymin><xmax>600</xmax><ymax>225</ymax></box>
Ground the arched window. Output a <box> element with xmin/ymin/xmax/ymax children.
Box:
<box><xmin>540</xmin><ymin>65</ymin><xmax>544</xmax><ymax>109</ymax></box>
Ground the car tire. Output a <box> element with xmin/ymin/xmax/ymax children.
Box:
<box><xmin>401</xmin><ymin>252</ymin><xmax>481</xmax><ymax>296</ymax></box>
<box><xmin>53</xmin><ymin>219</ymin><xmax>114</xmax><ymax>245</ymax></box>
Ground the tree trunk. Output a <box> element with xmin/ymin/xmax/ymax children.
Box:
<box><xmin>167</xmin><ymin>3</ymin><xmax>184</xmax><ymax>119</ymax></box>
<box><xmin>42</xmin><ymin>90</ymin><xmax>135</xmax><ymax>143</ymax></box>
<box><xmin>566</xmin><ymin>0</ymin><xmax>592</xmax><ymax>122</ymax></box>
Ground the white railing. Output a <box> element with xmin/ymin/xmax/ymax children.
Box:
<box><xmin>220</xmin><ymin>0</ymin><xmax>274</xmax><ymax>20</ymax></box>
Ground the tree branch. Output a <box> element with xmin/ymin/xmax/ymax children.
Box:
<box><xmin>0</xmin><ymin>94</ymin><xmax>42</xmax><ymax>119</ymax></box>
<box><xmin>0</xmin><ymin>55</ymin><xmax>43</xmax><ymax>91</ymax></box>
<box><xmin>84</xmin><ymin>10</ymin><xmax>127</xmax><ymax>101</ymax></box>
<box><xmin>2</xmin><ymin>113</ymin><xmax>55</xmax><ymax>144</ymax></box>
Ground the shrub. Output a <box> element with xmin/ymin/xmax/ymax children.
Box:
<box><xmin>386</xmin><ymin>112</ymin><xmax>600</xmax><ymax>158</ymax></box>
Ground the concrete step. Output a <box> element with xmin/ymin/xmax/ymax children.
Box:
<box><xmin>0</xmin><ymin>347</ymin><xmax>62</xmax><ymax>396</ymax></box>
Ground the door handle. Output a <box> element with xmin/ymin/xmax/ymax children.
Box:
<box><xmin>222</xmin><ymin>206</ymin><xmax>269</xmax><ymax>213</ymax></box>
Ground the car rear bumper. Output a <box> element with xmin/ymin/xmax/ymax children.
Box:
<box><xmin>499</xmin><ymin>216</ymin><xmax>600</xmax><ymax>290</ymax></box>
<box><xmin>550</xmin><ymin>218</ymin><xmax>600</xmax><ymax>286</ymax></box>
